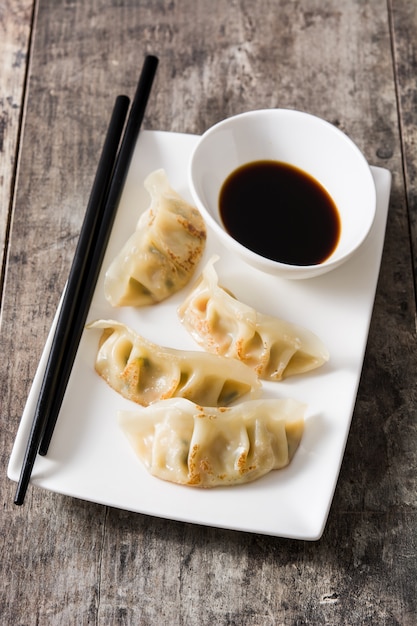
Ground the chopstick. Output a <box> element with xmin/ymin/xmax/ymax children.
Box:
<box><xmin>14</xmin><ymin>54</ymin><xmax>159</xmax><ymax>505</ymax></box>
<box><xmin>39</xmin><ymin>54</ymin><xmax>158</xmax><ymax>457</ymax></box>
<box><xmin>13</xmin><ymin>94</ymin><xmax>129</xmax><ymax>507</ymax></box>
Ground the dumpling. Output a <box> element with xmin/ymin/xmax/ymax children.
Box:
<box><xmin>87</xmin><ymin>320</ymin><xmax>261</xmax><ymax>406</ymax></box>
<box><xmin>178</xmin><ymin>256</ymin><xmax>329</xmax><ymax>380</ymax></box>
<box><xmin>104</xmin><ymin>169</ymin><xmax>206</xmax><ymax>306</ymax></box>
<box><xmin>118</xmin><ymin>397</ymin><xmax>305</xmax><ymax>487</ymax></box>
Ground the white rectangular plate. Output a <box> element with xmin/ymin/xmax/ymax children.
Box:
<box><xmin>8</xmin><ymin>130</ymin><xmax>391</xmax><ymax>540</ymax></box>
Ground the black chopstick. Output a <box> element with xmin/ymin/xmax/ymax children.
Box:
<box><xmin>13</xmin><ymin>93</ymin><xmax>129</xmax><ymax>505</ymax></box>
<box><xmin>14</xmin><ymin>55</ymin><xmax>158</xmax><ymax>505</ymax></box>
<box><xmin>38</xmin><ymin>54</ymin><xmax>158</xmax><ymax>457</ymax></box>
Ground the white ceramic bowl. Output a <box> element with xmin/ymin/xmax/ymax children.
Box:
<box><xmin>188</xmin><ymin>109</ymin><xmax>376</xmax><ymax>279</ymax></box>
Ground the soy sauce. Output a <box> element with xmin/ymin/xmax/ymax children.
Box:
<box><xmin>219</xmin><ymin>160</ymin><xmax>341</xmax><ymax>266</ymax></box>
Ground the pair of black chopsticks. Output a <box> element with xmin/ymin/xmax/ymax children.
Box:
<box><xmin>14</xmin><ymin>55</ymin><xmax>159</xmax><ymax>505</ymax></box>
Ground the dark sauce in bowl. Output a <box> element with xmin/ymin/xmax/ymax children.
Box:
<box><xmin>219</xmin><ymin>160</ymin><xmax>341</xmax><ymax>266</ymax></box>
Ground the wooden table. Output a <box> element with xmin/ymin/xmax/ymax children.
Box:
<box><xmin>1</xmin><ymin>1</ymin><xmax>416</xmax><ymax>623</ymax></box>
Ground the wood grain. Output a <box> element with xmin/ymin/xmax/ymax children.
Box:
<box><xmin>390</xmin><ymin>0</ymin><xmax>417</xmax><ymax>307</ymax></box>
<box><xmin>0</xmin><ymin>0</ymin><xmax>34</xmax><ymax>295</ymax></box>
<box><xmin>0</xmin><ymin>0</ymin><xmax>415</xmax><ymax>624</ymax></box>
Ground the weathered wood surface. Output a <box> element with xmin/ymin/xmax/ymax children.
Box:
<box><xmin>1</xmin><ymin>0</ymin><xmax>416</xmax><ymax>624</ymax></box>
<box><xmin>390</xmin><ymin>0</ymin><xmax>417</xmax><ymax>306</ymax></box>
<box><xmin>0</xmin><ymin>0</ymin><xmax>34</xmax><ymax>296</ymax></box>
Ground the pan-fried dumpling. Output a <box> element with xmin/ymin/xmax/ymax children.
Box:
<box><xmin>87</xmin><ymin>320</ymin><xmax>261</xmax><ymax>406</ymax></box>
<box><xmin>178</xmin><ymin>256</ymin><xmax>329</xmax><ymax>380</ymax></box>
<box><xmin>118</xmin><ymin>397</ymin><xmax>305</xmax><ymax>487</ymax></box>
<box><xmin>104</xmin><ymin>169</ymin><xmax>206</xmax><ymax>307</ymax></box>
